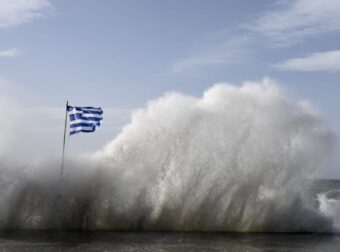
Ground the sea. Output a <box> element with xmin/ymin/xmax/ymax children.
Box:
<box><xmin>0</xmin><ymin>231</ymin><xmax>340</xmax><ymax>252</ymax></box>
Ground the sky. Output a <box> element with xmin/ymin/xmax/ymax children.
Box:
<box><xmin>0</xmin><ymin>0</ymin><xmax>339</xmax><ymax>177</ymax></box>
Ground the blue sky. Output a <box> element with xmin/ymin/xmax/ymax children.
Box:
<box><xmin>0</xmin><ymin>0</ymin><xmax>339</xmax><ymax>176</ymax></box>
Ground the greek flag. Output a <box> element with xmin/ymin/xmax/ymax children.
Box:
<box><xmin>67</xmin><ymin>105</ymin><xmax>103</xmax><ymax>135</ymax></box>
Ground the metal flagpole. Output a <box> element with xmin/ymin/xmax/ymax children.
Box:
<box><xmin>58</xmin><ymin>100</ymin><xmax>68</xmax><ymax>230</ymax></box>
<box><xmin>60</xmin><ymin>100</ymin><xmax>69</xmax><ymax>178</ymax></box>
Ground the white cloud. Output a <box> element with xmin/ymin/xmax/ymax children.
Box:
<box><xmin>172</xmin><ymin>36</ymin><xmax>250</xmax><ymax>73</ymax></box>
<box><xmin>251</xmin><ymin>0</ymin><xmax>340</xmax><ymax>46</ymax></box>
<box><xmin>166</xmin><ymin>0</ymin><xmax>340</xmax><ymax>74</ymax></box>
<box><xmin>0</xmin><ymin>0</ymin><xmax>51</xmax><ymax>29</ymax></box>
<box><xmin>0</xmin><ymin>48</ymin><xmax>22</xmax><ymax>58</ymax></box>
<box><xmin>275</xmin><ymin>50</ymin><xmax>340</xmax><ymax>72</ymax></box>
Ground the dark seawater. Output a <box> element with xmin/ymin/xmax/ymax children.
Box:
<box><xmin>0</xmin><ymin>179</ymin><xmax>339</xmax><ymax>251</ymax></box>
<box><xmin>0</xmin><ymin>231</ymin><xmax>339</xmax><ymax>252</ymax></box>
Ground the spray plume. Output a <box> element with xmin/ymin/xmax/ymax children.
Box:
<box><xmin>0</xmin><ymin>78</ymin><xmax>338</xmax><ymax>232</ymax></box>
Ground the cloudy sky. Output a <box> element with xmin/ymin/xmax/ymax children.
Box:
<box><xmin>0</xmin><ymin>0</ymin><xmax>339</xmax><ymax>176</ymax></box>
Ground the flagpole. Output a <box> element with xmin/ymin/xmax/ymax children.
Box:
<box><xmin>57</xmin><ymin>100</ymin><xmax>69</xmax><ymax>230</ymax></box>
<box><xmin>60</xmin><ymin>100</ymin><xmax>68</xmax><ymax>178</ymax></box>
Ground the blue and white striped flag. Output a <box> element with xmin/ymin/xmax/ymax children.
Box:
<box><xmin>67</xmin><ymin>105</ymin><xmax>103</xmax><ymax>135</ymax></box>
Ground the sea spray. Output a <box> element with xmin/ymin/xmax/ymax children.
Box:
<box><xmin>318</xmin><ymin>190</ymin><xmax>340</xmax><ymax>231</ymax></box>
<box><xmin>95</xmin><ymin>78</ymin><xmax>335</xmax><ymax>231</ymax></box>
<box><xmin>0</xmin><ymin>78</ymin><xmax>338</xmax><ymax>231</ymax></box>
